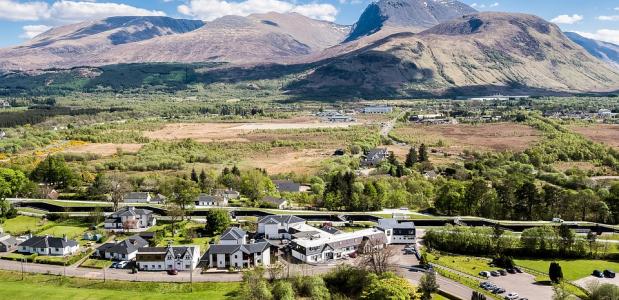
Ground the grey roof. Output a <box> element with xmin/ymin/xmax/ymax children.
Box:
<box><xmin>292</xmin><ymin>231</ymin><xmax>322</xmax><ymax>239</ymax></box>
<box><xmin>262</xmin><ymin>196</ymin><xmax>287</xmax><ymax>206</ymax></box>
<box><xmin>320</xmin><ymin>226</ymin><xmax>342</xmax><ymax>235</ymax></box>
<box><xmin>138</xmin><ymin>246</ymin><xmax>195</xmax><ymax>257</ymax></box>
<box><xmin>19</xmin><ymin>236</ymin><xmax>78</xmax><ymax>248</ymax></box>
<box><xmin>110</xmin><ymin>206</ymin><xmax>153</xmax><ymax>218</ymax></box>
<box><xmin>0</xmin><ymin>235</ymin><xmax>18</xmax><ymax>247</ymax></box>
<box><xmin>204</xmin><ymin>242</ymin><xmax>269</xmax><ymax>257</ymax></box>
<box><xmin>97</xmin><ymin>235</ymin><xmax>149</xmax><ymax>254</ymax></box>
<box><xmin>257</xmin><ymin>215</ymin><xmax>305</xmax><ymax>225</ymax></box>
<box><xmin>241</xmin><ymin>242</ymin><xmax>269</xmax><ymax>254</ymax></box>
<box><xmin>377</xmin><ymin>219</ymin><xmax>415</xmax><ymax>230</ymax></box>
<box><xmin>220</xmin><ymin>227</ymin><xmax>246</xmax><ymax>241</ymax></box>
<box><xmin>197</xmin><ymin>194</ymin><xmax>225</xmax><ymax>203</ymax></box>
<box><xmin>125</xmin><ymin>192</ymin><xmax>150</xmax><ymax>200</ymax></box>
<box><xmin>273</xmin><ymin>180</ymin><xmax>301</xmax><ymax>192</ymax></box>
<box><xmin>206</xmin><ymin>244</ymin><xmax>241</xmax><ymax>255</ymax></box>
<box><xmin>365</xmin><ymin>148</ymin><xmax>388</xmax><ymax>160</ymax></box>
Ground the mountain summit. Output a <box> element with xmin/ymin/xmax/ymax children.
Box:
<box><xmin>345</xmin><ymin>0</ymin><xmax>477</xmax><ymax>42</ymax></box>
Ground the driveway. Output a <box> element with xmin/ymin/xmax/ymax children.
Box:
<box><xmin>574</xmin><ymin>276</ymin><xmax>619</xmax><ymax>289</ymax></box>
<box><xmin>486</xmin><ymin>273</ymin><xmax>553</xmax><ymax>300</ymax></box>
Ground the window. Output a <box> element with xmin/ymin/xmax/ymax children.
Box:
<box><xmin>234</xmin><ymin>255</ymin><xmax>237</xmax><ymax>259</ymax></box>
<box><xmin>186</xmin><ymin>264</ymin><xmax>190</xmax><ymax>269</ymax></box>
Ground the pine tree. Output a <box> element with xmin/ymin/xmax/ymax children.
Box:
<box><xmin>418</xmin><ymin>144</ymin><xmax>429</xmax><ymax>162</ymax></box>
<box><xmin>388</xmin><ymin>151</ymin><xmax>398</xmax><ymax>165</ymax></box>
<box><xmin>405</xmin><ymin>147</ymin><xmax>417</xmax><ymax>168</ymax></box>
<box><xmin>549</xmin><ymin>262</ymin><xmax>564</xmax><ymax>283</ymax></box>
<box><xmin>231</xmin><ymin>165</ymin><xmax>241</xmax><ymax>176</ymax></box>
<box><xmin>190</xmin><ymin>168</ymin><xmax>198</xmax><ymax>183</ymax></box>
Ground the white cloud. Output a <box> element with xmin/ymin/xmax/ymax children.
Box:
<box><xmin>574</xmin><ymin>29</ymin><xmax>619</xmax><ymax>45</ymax></box>
<box><xmin>550</xmin><ymin>14</ymin><xmax>583</xmax><ymax>24</ymax></box>
<box><xmin>20</xmin><ymin>24</ymin><xmax>52</xmax><ymax>38</ymax></box>
<box><xmin>470</xmin><ymin>2</ymin><xmax>498</xmax><ymax>9</ymax></box>
<box><xmin>598</xmin><ymin>15</ymin><xmax>619</xmax><ymax>21</ymax></box>
<box><xmin>489</xmin><ymin>2</ymin><xmax>499</xmax><ymax>8</ymax></box>
<box><xmin>178</xmin><ymin>0</ymin><xmax>338</xmax><ymax>22</ymax></box>
<box><xmin>0</xmin><ymin>0</ymin><xmax>165</xmax><ymax>23</ymax></box>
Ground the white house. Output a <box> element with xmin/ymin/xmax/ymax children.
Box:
<box><xmin>95</xmin><ymin>235</ymin><xmax>149</xmax><ymax>261</ymax></box>
<box><xmin>290</xmin><ymin>228</ymin><xmax>387</xmax><ymax>263</ymax></box>
<box><xmin>376</xmin><ymin>219</ymin><xmax>416</xmax><ymax>244</ymax></box>
<box><xmin>196</xmin><ymin>194</ymin><xmax>227</xmax><ymax>206</ymax></box>
<box><xmin>257</xmin><ymin>215</ymin><xmax>306</xmax><ymax>239</ymax></box>
<box><xmin>261</xmin><ymin>196</ymin><xmax>288</xmax><ymax>209</ymax></box>
<box><xmin>218</xmin><ymin>227</ymin><xmax>247</xmax><ymax>245</ymax></box>
<box><xmin>104</xmin><ymin>207</ymin><xmax>156</xmax><ymax>231</ymax></box>
<box><xmin>202</xmin><ymin>227</ymin><xmax>271</xmax><ymax>269</ymax></box>
<box><xmin>362</xmin><ymin>106</ymin><xmax>392</xmax><ymax>114</ymax></box>
<box><xmin>18</xmin><ymin>235</ymin><xmax>79</xmax><ymax>256</ymax></box>
<box><xmin>124</xmin><ymin>192</ymin><xmax>151</xmax><ymax>203</ymax></box>
<box><xmin>136</xmin><ymin>245</ymin><xmax>200</xmax><ymax>271</ymax></box>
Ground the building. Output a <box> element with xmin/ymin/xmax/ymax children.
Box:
<box><xmin>362</xmin><ymin>106</ymin><xmax>392</xmax><ymax>114</ymax></box>
<box><xmin>290</xmin><ymin>228</ymin><xmax>387</xmax><ymax>263</ymax></box>
<box><xmin>361</xmin><ymin>148</ymin><xmax>389</xmax><ymax>167</ymax></box>
<box><xmin>18</xmin><ymin>235</ymin><xmax>79</xmax><ymax>256</ymax></box>
<box><xmin>203</xmin><ymin>241</ymin><xmax>271</xmax><ymax>269</ymax></box>
<box><xmin>104</xmin><ymin>207</ymin><xmax>156</xmax><ymax>231</ymax></box>
<box><xmin>261</xmin><ymin>196</ymin><xmax>288</xmax><ymax>209</ymax></box>
<box><xmin>274</xmin><ymin>180</ymin><xmax>301</xmax><ymax>193</ymax></box>
<box><xmin>376</xmin><ymin>219</ymin><xmax>416</xmax><ymax>244</ymax></box>
<box><xmin>257</xmin><ymin>215</ymin><xmax>307</xmax><ymax>239</ymax></box>
<box><xmin>196</xmin><ymin>194</ymin><xmax>227</xmax><ymax>206</ymax></box>
<box><xmin>219</xmin><ymin>227</ymin><xmax>248</xmax><ymax>245</ymax></box>
<box><xmin>136</xmin><ymin>245</ymin><xmax>200</xmax><ymax>271</ymax></box>
<box><xmin>124</xmin><ymin>192</ymin><xmax>151</xmax><ymax>203</ymax></box>
<box><xmin>214</xmin><ymin>189</ymin><xmax>240</xmax><ymax>200</ymax></box>
<box><xmin>327</xmin><ymin>115</ymin><xmax>356</xmax><ymax>123</ymax></box>
<box><xmin>0</xmin><ymin>100</ymin><xmax>10</xmax><ymax>108</ymax></box>
<box><xmin>0</xmin><ymin>233</ymin><xmax>18</xmax><ymax>252</ymax></box>
<box><xmin>95</xmin><ymin>235</ymin><xmax>149</xmax><ymax>261</ymax></box>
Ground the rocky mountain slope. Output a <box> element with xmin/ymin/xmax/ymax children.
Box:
<box><xmin>345</xmin><ymin>0</ymin><xmax>476</xmax><ymax>42</ymax></box>
<box><xmin>0</xmin><ymin>13</ymin><xmax>349</xmax><ymax>70</ymax></box>
<box><xmin>289</xmin><ymin>13</ymin><xmax>619</xmax><ymax>97</ymax></box>
<box><xmin>565</xmin><ymin>32</ymin><xmax>619</xmax><ymax>70</ymax></box>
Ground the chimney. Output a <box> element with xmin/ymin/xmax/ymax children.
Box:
<box><xmin>63</xmin><ymin>234</ymin><xmax>68</xmax><ymax>242</ymax></box>
<box><xmin>250</xmin><ymin>239</ymin><xmax>255</xmax><ymax>244</ymax></box>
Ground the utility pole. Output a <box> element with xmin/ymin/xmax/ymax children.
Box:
<box><xmin>21</xmin><ymin>258</ymin><xmax>25</xmax><ymax>280</ymax></box>
<box><xmin>103</xmin><ymin>265</ymin><xmax>106</xmax><ymax>282</ymax></box>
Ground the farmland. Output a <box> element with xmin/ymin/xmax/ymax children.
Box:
<box><xmin>568</xmin><ymin>124</ymin><xmax>619</xmax><ymax>150</ymax></box>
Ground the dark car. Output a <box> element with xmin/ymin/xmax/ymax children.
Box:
<box><xmin>492</xmin><ymin>288</ymin><xmax>506</xmax><ymax>294</ymax></box>
<box><xmin>593</xmin><ymin>270</ymin><xmax>604</xmax><ymax>278</ymax></box>
<box><xmin>498</xmin><ymin>270</ymin><xmax>508</xmax><ymax>276</ymax></box>
<box><xmin>491</xmin><ymin>271</ymin><xmax>500</xmax><ymax>277</ymax></box>
<box><xmin>603</xmin><ymin>270</ymin><xmax>615</xmax><ymax>278</ymax></box>
<box><xmin>514</xmin><ymin>267</ymin><xmax>523</xmax><ymax>273</ymax></box>
<box><xmin>167</xmin><ymin>269</ymin><xmax>178</xmax><ymax>275</ymax></box>
<box><xmin>507</xmin><ymin>268</ymin><xmax>516</xmax><ymax>274</ymax></box>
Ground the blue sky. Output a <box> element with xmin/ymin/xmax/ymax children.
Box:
<box><xmin>0</xmin><ymin>0</ymin><xmax>617</xmax><ymax>47</ymax></box>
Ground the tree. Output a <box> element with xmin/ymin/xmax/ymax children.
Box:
<box><xmin>266</xmin><ymin>261</ymin><xmax>286</xmax><ymax>281</ymax></box>
<box><xmin>30</xmin><ymin>156</ymin><xmax>77</xmax><ymax>189</ymax></box>
<box><xmin>405</xmin><ymin>147</ymin><xmax>417</xmax><ymax>168</ymax></box>
<box><xmin>434</xmin><ymin>180</ymin><xmax>466</xmax><ymax>216</ymax></box>
<box><xmin>472</xmin><ymin>291</ymin><xmax>487</xmax><ymax>300</ymax></box>
<box><xmin>557</xmin><ymin>225</ymin><xmax>575</xmax><ymax>254</ymax></box>
<box><xmin>362</xmin><ymin>272</ymin><xmax>419</xmax><ymax>300</ymax></box>
<box><xmin>108</xmin><ymin>172</ymin><xmax>132</xmax><ymax>211</ymax></box>
<box><xmin>88</xmin><ymin>206</ymin><xmax>104</xmax><ymax>226</ymax></box>
<box><xmin>162</xmin><ymin>178</ymin><xmax>199</xmax><ymax>220</ymax></box>
<box><xmin>388</xmin><ymin>151</ymin><xmax>398</xmax><ymax>165</ymax></box>
<box><xmin>549</xmin><ymin>262</ymin><xmax>563</xmax><ymax>283</ymax></box>
<box><xmin>358</xmin><ymin>238</ymin><xmax>394</xmax><ymax>274</ymax></box>
<box><xmin>272</xmin><ymin>280</ymin><xmax>295</xmax><ymax>300</ymax></box>
<box><xmin>586</xmin><ymin>282</ymin><xmax>619</xmax><ymax>300</ymax></box>
<box><xmin>419</xmin><ymin>272</ymin><xmax>439</xmax><ymax>300</ymax></box>
<box><xmin>238</xmin><ymin>267</ymin><xmax>272</xmax><ymax>300</ymax></box>
<box><xmin>166</xmin><ymin>202</ymin><xmax>184</xmax><ymax>235</ymax></box>
<box><xmin>240</xmin><ymin>169</ymin><xmax>274</xmax><ymax>202</ymax></box>
<box><xmin>205</xmin><ymin>209</ymin><xmax>231</xmax><ymax>235</ymax></box>
<box><xmin>418</xmin><ymin>144</ymin><xmax>429</xmax><ymax>162</ymax></box>
<box><xmin>190</xmin><ymin>168</ymin><xmax>198</xmax><ymax>183</ymax></box>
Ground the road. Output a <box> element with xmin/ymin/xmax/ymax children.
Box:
<box><xmin>380</xmin><ymin>110</ymin><xmax>406</xmax><ymax>138</ymax></box>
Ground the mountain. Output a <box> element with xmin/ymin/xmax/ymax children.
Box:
<box><xmin>345</xmin><ymin>0</ymin><xmax>477</xmax><ymax>42</ymax></box>
<box><xmin>289</xmin><ymin>12</ymin><xmax>619</xmax><ymax>98</ymax></box>
<box><xmin>565</xmin><ymin>32</ymin><xmax>619</xmax><ymax>70</ymax></box>
<box><xmin>0</xmin><ymin>13</ymin><xmax>349</xmax><ymax>70</ymax></box>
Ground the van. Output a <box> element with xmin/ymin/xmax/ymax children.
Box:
<box><xmin>552</xmin><ymin>218</ymin><xmax>564</xmax><ymax>223</ymax></box>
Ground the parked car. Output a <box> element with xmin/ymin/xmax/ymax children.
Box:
<box><xmin>479</xmin><ymin>271</ymin><xmax>491</xmax><ymax>277</ymax></box>
<box><xmin>492</xmin><ymin>288</ymin><xmax>506</xmax><ymax>294</ymax></box>
<box><xmin>507</xmin><ymin>268</ymin><xmax>516</xmax><ymax>274</ymax></box>
<box><xmin>603</xmin><ymin>270</ymin><xmax>615</xmax><ymax>278</ymax></box>
<box><xmin>593</xmin><ymin>270</ymin><xmax>604</xmax><ymax>278</ymax></box>
<box><xmin>514</xmin><ymin>267</ymin><xmax>523</xmax><ymax>273</ymax></box>
<box><xmin>116</xmin><ymin>261</ymin><xmax>129</xmax><ymax>269</ymax></box>
<box><xmin>498</xmin><ymin>269</ymin><xmax>507</xmax><ymax>276</ymax></box>
<box><xmin>167</xmin><ymin>269</ymin><xmax>178</xmax><ymax>275</ymax></box>
<box><xmin>490</xmin><ymin>271</ymin><xmax>500</xmax><ymax>277</ymax></box>
<box><xmin>505</xmin><ymin>292</ymin><xmax>519</xmax><ymax>300</ymax></box>
<box><xmin>552</xmin><ymin>218</ymin><xmax>564</xmax><ymax>223</ymax></box>
<box><xmin>110</xmin><ymin>262</ymin><xmax>118</xmax><ymax>269</ymax></box>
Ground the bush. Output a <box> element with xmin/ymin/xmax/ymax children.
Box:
<box><xmin>549</xmin><ymin>262</ymin><xmax>563</xmax><ymax>284</ymax></box>
<box><xmin>492</xmin><ymin>256</ymin><xmax>514</xmax><ymax>269</ymax></box>
<box><xmin>272</xmin><ymin>281</ymin><xmax>295</xmax><ymax>300</ymax></box>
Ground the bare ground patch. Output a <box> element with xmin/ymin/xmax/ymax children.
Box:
<box><xmin>63</xmin><ymin>143</ymin><xmax>143</xmax><ymax>157</ymax></box>
<box><xmin>569</xmin><ymin>124</ymin><xmax>619</xmax><ymax>150</ymax></box>
<box><xmin>239</xmin><ymin>147</ymin><xmax>329</xmax><ymax>175</ymax></box>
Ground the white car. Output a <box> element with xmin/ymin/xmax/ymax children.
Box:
<box><xmin>505</xmin><ymin>292</ymin><xmax>519</xmax><ymax>300</ymax></box>
<box><xmin>116</xmin><ymin>261</ymin><xmax>129</xmax><ymax>269</ymax></box>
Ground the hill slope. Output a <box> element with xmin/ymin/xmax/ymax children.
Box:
<box><xmin>565</xmin><ymin>32</ymin><xmax>619</xmax><ymax>70</ymax></box>
<box><xmin>290</xmin><ymin>13</ymin><xmax>619</xmax><ymax>97</ymax></box>
<box><xmin>345</xmin><ymin>0</ymin><xmax>477</xmax><ymax>42</ymax></box>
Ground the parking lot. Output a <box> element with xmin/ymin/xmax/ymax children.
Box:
<box><xmin>485</xmin><ymin>273</ymin><xmax>554</xmax><ymax>300</ymax></box>
<box><xmin>574</xmin><ymin>275</ymin><xmax>619</xmax><ymax>289</ymax></box>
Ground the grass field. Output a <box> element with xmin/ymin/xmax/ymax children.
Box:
<box><xmin>39</xmin><ymin>225</ymin><xmax>88</xmax><ymax>239</ymax></box>
<box><xmin>515</xmin><ymin>259</ymin><xmax>619</xmax><ymax>281</ymax></box>
<box><xmin>569</xmin><ymin>124</ymin><xmax>619</xmax><ymax>150</ymax></box>
<box><xmin>2</xmin><ymin>216</ymin><xmax>49</xmax><ymax>234</ymax></box>
<box><xmin>426</xmin><ymin>252</ymin><xmax>499</xmax><ymax>278</ymax></box>
<box><xmin>0</xmin><ymin>270</ymin><xmax>237</xmax><ymax>300</ymax></box>
<box><xmin>80</xmin><ymin>259</ymin><xmax>113</xmax><ymax>269</ymax></box>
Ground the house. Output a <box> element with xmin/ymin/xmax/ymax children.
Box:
<box><xmin>0</xmin><ymin>233</ymin><xmax>18</xmax><ymax>252</ymax></box>
<box><xmin>203</xmin><ymin>241</ymin><xmax>271</xmax><ymax>269</ymax></box>
<box><xmin>0</xmin><ymin>100</ymin><xmax>10</xmax><ymax>108</ymax></box>
<box><xmin>136</xmin><ymin>245</ymin><xmax>200</xmax><ymax>271</ymax></box>
<box><xmin>362</xmin><ymin>106</ymin><xmax>392</xmax><ymax>114</ymax></box>
<box><xmin>152</xmin><ymin>194</ymin><xmax>167</xmax><ymax>204</ymax></box>
<box><xmin>104</xmin><ymin>207</ymin><xmax>156</xmax><ymax>231</ymax></box>
<box><xmin>219</xmin><ymin>227</ymin><xmax>248</xmax><ymax>245</ymax></box>
<box><xmin>273</xmin><ymin>180</ymin><xmax>301</xmax><ymax>193</ymax></box>
<box><xmin>214</xmin><ymin>189</ymin><xmax>240</xmax><ymax>200</ymax></box>
<box><xmin>376</xmin><ymin>219</ymin><xmax>416</xmax><ymax>244</ymax></box>
<box><xmin>423</xmin><ymin>170</ymin><xmax>438</xmax><ymax>180</ymax></box>
<box><xmin>257</xmin><ymin>215</ymin><xmax>307</xmax><ymax>239</ymax></box>
<box><xmin>361</xmin><ymin>148</ymin><xmax>389</xmax><ymax>166</ymax></box>
<box><xmin>261</xmin><ymin>196</ymin><xmax>288</xmax><ymax>209</ymax></box>
<box><xmin>95</xmin><ymin>235</ymin><xmax>149</xmax><ymax>261</ymax></box>
<box><xmin>327</xmin><ymin>115</ymin><xmax>356</xmax><ymax>123</ymax></box>
<box><xmin>18</xmin><ymin>235</ymin><xmax>79</xmax><ymax>256</ymax></box>
<box><xmin>196</xmin><ymin>194</ymin><xmax>227</xmax><ymax>206</ymax></box>
<box><xmin>290</xmin><ymin>228</ymin><xmax>387</xmax><ymax>263</ymax></box>
<box><xmin>124</xmin><ymin>192</ymin><xmax>151</xmax><ymax>203</ymax></box>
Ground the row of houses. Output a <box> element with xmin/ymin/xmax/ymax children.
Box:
<box><xmin>124</xmin><ymin>189</ymin><xmax>241</xmax><ymax>205</ymax></box>
<box><xmin>544</xmin><ymin>108</ymin><xmax>618</xmax><ymax>120</ymax></box>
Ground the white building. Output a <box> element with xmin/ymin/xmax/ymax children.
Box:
<box><xmin>376</xmin><ymin>219</ymin><xmax>416</xmax><ymax>244</ymax></box>
<box><xmin>203</xmin><ymin>241</ymin><xmax>271</xmax><ymax>269</ymax></box>
<box><xmin>104</xmin><ymin>207</ymin><xmax>156</xmax><ymax>231</ymax></box>
<box><xmin>362</xmin><ymin>106</ymin><xmax>393</xmax><ymax>114</ymax></box>
<box><xmin>124</xmin><ymin>192</ymin><xmax>151</xmax><ymax>203</ymax></box>
<box><xmin>95</xmin><ymin>235</ymin><xmax>149</xmax><ymax>261</ymax></box>
<box><xmin>290</xmin><ymin>228</ymin><xmax>387</xmax><ymax>263</ymax></box>
<box><xmin>18</xmin><ymin>235</ymin><xmax>79</xmax><ymax>256</ymax></box>
<box><xmin>196</xmin><ymin>194</ymin><xmax>228</xmax><ymax>206</ymax></box>
<box><xmin>257</xmin><ymin>215</ymin><xmax>306</xmax><ymax>239</ymax></box>
<box><xmin>136</xmin><ymin>245</ymin><xmax>200</xmax><ymax>271</ymax></box>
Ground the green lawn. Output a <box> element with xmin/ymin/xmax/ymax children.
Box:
<box><xmin>515</xmin><ymin>259</ymin><xmax>619</xmax><ymax>281</ymax></box>
<box><xmin>80</xmin><ymin>259</ymin><xmax>113</xmax><ymax>269</ymax></box>
<box><xmin>0</xmin><ymin>270</ymin><xmax>238</xmax><ymax>300</ymax></box>
<box><xmin>39</xmin><ymin>225</ymin><xmax>88</xmax><ymax>239</ymax></box>
<box><xmin>432</xmin><ymin>293</ymin><xmax>450</xmax><ymax>300</ymax></box>
<box><xmin>1</xmin><ymin>216</ymin><xmax>49</xmax><ymax>234</ymax></box>
<box><xmin>426</xmin><ymin>252</ymin><xmax>499</xmax><ymax>278</ymax></box>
